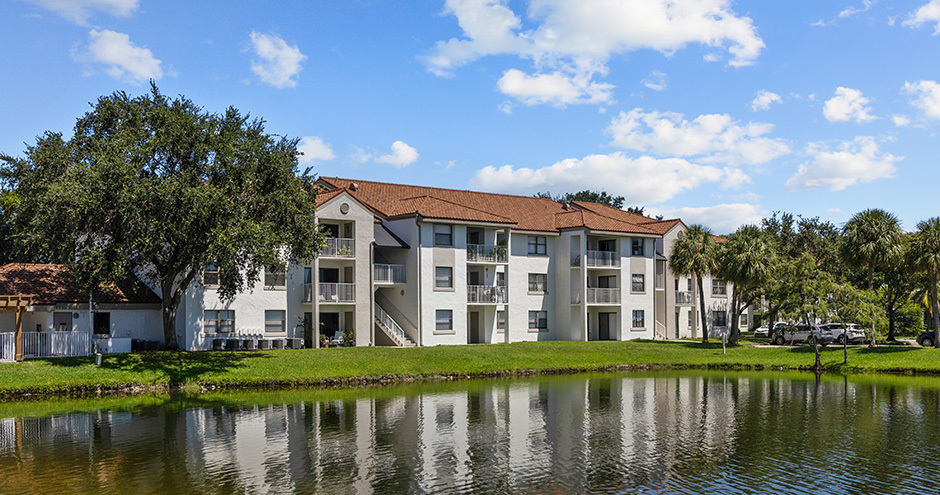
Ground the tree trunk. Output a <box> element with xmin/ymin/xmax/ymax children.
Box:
<box><xmin>868</xmin><ymin>265</ymin><xmax>876</xmax><ymax>347</ymax></box>
<box><xmin>805</xmin><ymin>314</ymin><xmax>821</xmax><ymax>369</ymax></box>
<box><xmin>728</xmin><ymin>289</ymin><xmax>740</xmax><ymax>345</ymax></box>
<box><xmin>697</xmin><ymin>275</ymin><xmax>709</xmax><ymax>344</ymax></box>
<box><xmin>161</xmin><ymin>280</ymin><xmax>180</xmax><ymax>350</ymax></box>
<box><xmin>931</xmin><ymin>274</ymin><xmax>939</xmax><ymax>349</ymax></box>
<box><xmin>887</xmin><ymin>307</ymin><xmax>896</xmax><ymax>342</ymax></box>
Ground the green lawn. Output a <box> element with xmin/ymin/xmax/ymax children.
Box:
<box><xmin>1</xmin><ymin>339</ymin><xmax>939</xmax><ymax>398</ymax></box>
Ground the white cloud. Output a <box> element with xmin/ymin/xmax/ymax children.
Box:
<box><xmin>642</xmin><ymin>70</ymin><xmax>667</xmax><ymax>91</ymax></box>
<box><xmin>750</xmin><ymin>90</ymin><xmax>781</xmax><ymax>111</ymax></box>
<box><xmin>839</xmin><ymin>0</ymin><xmax>874</xmax><ymax>18</ymax></box>
<box><xmin>497</xmin><ymin>100</ymin><xmax>513</xmax><ymax>114</ymax></box>
<box><xmin>785</xmin><ymin>136</ymin><xmax>900</xmax><ymax>191</ymax></box>
<box><xmin>248</xmin><ymin>31</ymin><xmax>306</xmax><ymax>89</ymax></box>
<box><xmin>349</xmin><ymin>147</ymin><xmax>372</xmax><ymax>163</ymax></box>
<box><xmin>496</xmin><ymin>69</ymin><xmax>613</xmax><ymax>106</ymax></box>
<box><xmin>904</xmin><ymin>0</ymin><xmax>940</xmax><ymax>34</ymax></box>
<box><xmin>823</xmin><ymin>87</ymin><xmax>876</xmax><ymax>123</ymax></box>
<box><xmin>892</xmin><ymin>114</ymin><xmax>912</xmax><ymax>127</ymax></box>
<box><xmin>650</xmin><ymin>203</ymin><xmax>763</xmax><ymax>233</ymax></box>
<box><xmin>903</xmin><ymin>80</ymin><xmax>940</xmax><ymax>119</ymax></box>
<box><xmin>78</xmin><ymin>29</ymin><xmax>163</xmax><ymax>84</ymax></box>
<box><xmin>375</xmin><ymin>141</ymin><xmax>419</xmax><ymax>168</ymax></box>
<box><xmin>297</xmin><ymin>136</ymin><xmax>335</xmax><ymax>164</ymax></box>
<box><xmin>25</xmin><ymin>0</ymin><xmax>137</xmax><ymax>25</ymax></box>
<box><xmin>471</xmin><ymin>152</ymin><xmax>724</xmax><ymax>204</ymax></box>
<box><xmin>606</xmin><ymin>108</ymin><xmax>790</xmax><ymax>167</ymax></box>
<box><xmin>425</xmin><ymin>0</ymin><xmax>764</xmax><ymax>107</ymax></box>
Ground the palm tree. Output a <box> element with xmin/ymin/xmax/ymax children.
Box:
<box><xmin>911</xmin><ymin>217</ymin><xmax>940</xmax><ymax>348</ymax></box>
<box><xmin>841</xmin><ymin>209</ymin><xmax>903</xmax><ymax>290</ymax></box>
<box><xmin>717</xmin><ymin>226</ymin><xmax>777</xmax><ymax>344</ymax></box>
<box><xmin>670</xmin><ymin>225</ymin><xmax>718</xmax><ymax>343</ymax></box>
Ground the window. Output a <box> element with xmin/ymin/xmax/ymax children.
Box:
<box><xmin>528</xmin><ymin>273</ymin><xmax>547</xmax><ymax>292</ymax></box>
<box><xmin>435</xmin><ymin>267</ymin><xmax>453</xmax><ymax>288</ymax></box>
<box><xmin>264</xmin><ymin>267</ymin><xmax>286</xmax><ymax>289</ymax></box>
<box><xmin>713</xmin><ymin>310</ymin><xmax>727</xmax><ymax>327</ymax></box>
<box><xmin>528</xmin><ymin>311</ymin><xmax>548</xmax><ymax>331</ymax></box>
<box><xmin>93</xmin><ymin>312</ymin><xmax>110</xmax><ymax>336</ymax></box>
<box><xmin>527</xmin><ymin>236</ymin><xmax>547</xmax><ymax>255</ymax></box>
<box><xmin>203</xmin><ymin>264</ymin><xmax>220</xmax><ymax>286</ymax></box>
<box><xmin>632</xmin><ymin>310</ymin><xmax>645</xmax><ymax>328</ymax></box>
<box><xmin>712</xmin><ymin>279</ymin><xmax>728</xmax><ymax>296</ymax></box>
<box><xmin>597</xmin><ymin>239</ymin><xmax>616</xmax><ymax>252</ymax></box>
<box><xmin>434</xmin><ymin>224</ymin><xmax>453</xmax><ymax>246</ymax></box>
<box><xmin>265</xmin><ymin>310</ymin><xmax>286</xmax><ymax>333</ymax></box>
<box><xmin>688</xmin><ymin>310</ymin><xmax>693</xmax><ymax>327</ymax></box>
<box><xmin>436</xmin><ymin>310</ymin><xmax>453</xmax><ymax>332</ymax></box>
<box><xmin>739</xmin><ymin>313</ymin><xmax>748</xmax><ymax>327</ymax></box>
<box><xmin>204</xmin><ymin>310</ymin><xmax>235</xmax><ymax>334</ymax></box>
<box><xmin>497</xmin><ymin>311</ymin><xmax>506</xmax><ymax>333</ymax></box>
<box><xmin>632</xmin><ymin>274</ymin><xmax>645</xmax><ymax>292</ymax></box>
<box><xmin>675</xmin><ymin>278</ymin><xmax>680</xmax><ymax>291</ymax></box>
<box><xmin>687</xmin><ymin>278</ymin><xmax>693</xmax><ymax>291</ymax></box>
<box><xmin>497</xmin><ymin>272</ymin><xmax>506</xmax><ymax>287</ymax></box>
<box><xmin>631</xmin><ymin>239</ymin><xmax>643</xmax><ymax>256</ymax></box>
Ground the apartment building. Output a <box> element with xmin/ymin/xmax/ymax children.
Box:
<box><xmin>180</xmin><ymin>177</ymin><xmax>743</xmax><ymax>350</ymax></box>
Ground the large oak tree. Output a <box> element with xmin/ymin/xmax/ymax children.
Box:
<box><xmin>1</xmin><ymin>84</ymin><xmax>321</xmax><ymax>349</ymax></box>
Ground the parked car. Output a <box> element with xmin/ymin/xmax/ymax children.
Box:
<box><xmin>771</xmin><ymin>324</ymin><xmax>834</xmax><ymax>346</ymax></box>
<box><xmin>824</xmin><ymin>323</ymin><xmax>867</xmax><ymax>345</ymax></box>
<box><xmin>917</xmin><ymin>331</ymin><xmax>937</xmax><ymax>347</ymax></box>
<box><xmin>753</xmin><ymin>322</ymin><xmax>786</xmax><ymax>338</ymax></box>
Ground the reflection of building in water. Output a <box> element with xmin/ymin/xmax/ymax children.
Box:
<box><xmin>1</xmin><ymin>375</ymin><xmax>936</xmax><ymax>493</ymax></box>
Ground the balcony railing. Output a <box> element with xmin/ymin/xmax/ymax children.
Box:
<box><xmin>320</xmin><ymin>238</ymin><xmax>355</xmax><ymax>258</ymax></box>
<box><xmin>318</xmin><ymin>283</ymin><xmax>355</xmax><ymax>303</ymax></box>
<box><xmin>676</xmin><ymin>290</ymin><xmax>693</xmax><ymax>305</ymax></box>
<box><xmin>587</xmin><ymin>288</ymin><xmax>620</xmax><ymax>304</ymax></box>
<box><xmin>570</xmin><ymin>250</ymin><xmax>620</xmax><ymax>267</ymax></box>
<box><xmin>467</xmin><ymin>285</ymin><xmax>508</xmax><ymax>304</ymax></box>
<box><xmin>466</xmin><ymin>244</ymin><xmax>508</xmax><ymax>263</ymax></box>
<box><xmin>374</xmin><ymin>264</ymin><xmax>406</xmax><ymax>284</ymax></box>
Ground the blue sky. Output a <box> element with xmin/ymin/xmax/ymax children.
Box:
<box><xmin>2</xmin><ymin>0</ymin><xmax>939</xmax><ymax>233</ymax></box>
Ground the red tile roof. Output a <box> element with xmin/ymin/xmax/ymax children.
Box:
<box><xmin>0</xmin><ymin>263</ymin><xmax>161</xmax><ymax>305</ymax></box>
<box><xmin>317</xmin><ymin>177</ymin><xmax>680</xmax><ymax>236</ymax></box>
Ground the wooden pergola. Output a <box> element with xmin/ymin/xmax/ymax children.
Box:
<box><xmin>0</xmin><ymin>295</ymin><xmax>34</xmax><ymax>362</ymax></box>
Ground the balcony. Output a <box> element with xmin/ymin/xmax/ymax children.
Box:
<box><xmin>676</xmin><ymin>290</ymin><xmax>693</xmax><ymax>305</ymax></box>
<box><xmin>587</xmin><ymin>288</ymin><xmax>620</xmax><ymax>304</ymax></box>
<box><xmin>571</xmin><ymin>250</ymin><xmax>620</xmax><ymax>267</ymax></box>
<box><xmin>374</xmin><ymin>264</ymin><xmax>406</xmax><ymax>285</ymax></box>
<box><xmin>467</xmin><ymin>285</ymin><xmax>508</xmax><ymax>304</ymax></box>
<box><xmin>320</xmin><ymin>238</ymin><xmax>355</xmax><ymax>258</ymax></box>
<box><xmin>318</xmin><ymin>283</ymin><xmax>355</xmax><ymax>303</ymax></box>
<box><xmin>466</xmin><ymin>244</ymin><xmax>508</xmax><ymax>264</ymax></box>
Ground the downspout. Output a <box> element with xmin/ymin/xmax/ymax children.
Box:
<box><xmin>416</xmin><ymin>217</ymin><xmax>423</xmax><ymax>347</ymax></box>
<box><xmin>370</xmin><ymin>240</ymin><xmax>375</xmax><ymax>347</ymax></box>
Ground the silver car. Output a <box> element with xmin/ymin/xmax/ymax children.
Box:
<box><xmin>825</xmin><ymin>323</ymin><xmax>866</xmax><ymax>345</ymax></box>
<box><xmin>772</xmin><ymin>324</ymin><xmax>834</xmax><ymax>346</ymax></box>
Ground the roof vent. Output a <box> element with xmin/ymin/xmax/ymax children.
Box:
<box><xmin>349</xmin><ymin>182</ymin><xmax>359</xmax><ymax>191</ymax></box>
<box><xmin>562</xmin><ymin>203</ymin><xmax>569</xmax><ymax>210</ymax></box>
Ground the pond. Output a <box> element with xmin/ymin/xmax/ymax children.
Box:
<box><xmin>1</xmin><ymin>371</ymin><xmax>939</xmax><ymax>494</ymax></box>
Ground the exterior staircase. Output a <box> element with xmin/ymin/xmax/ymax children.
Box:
<box><xmin>375</xmin><ymin>303</ymin><xmax>417</xmax><ymax>347</ymax></box>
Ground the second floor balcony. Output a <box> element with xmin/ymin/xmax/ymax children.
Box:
<box><xmin>571</xmin><ymin>250</ymin><xmax>621</xmax><ymax>268</ymax></box>
<box><xmin>571</xmin><ymin>288</ymin><xmax>621</xmax><ymax>305</ymax></box>
<box><xmin>309</xmin><ymin>283</ymin><xmax>355</xmax><ymax>303</ymax></box>
<box><xmin>467</xmin><ymin>285</ymin><xmax>508</xmax><ymax>304</ymax></box>
<box><xmin>374</xmin><ymin>264</ymin><xmax>406</xmax><ymax>285</ymax></box>
<box><xmin>466</xmin><ymin>244</ymin><xmax>508</xmax><ymax>264</ymax></box>
<box><xmin>675</xmin><ymin>290</ymin><xmax>694</xmax><ymax>305</ymax></box>
<box><xmin>320</xmin><ymin>238</ymin><xmax>355</xmax><ymax>258</ymax></box>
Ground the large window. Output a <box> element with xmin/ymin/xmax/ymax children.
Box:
<box><xmin>712</xmin><ymin>279</ymin><xmax>728</xmax><ymax>296</ymax></box>
<box><xmin>434</xmin><ymin>224</ymin><xmax>453</xmax><ymax>246</ymax></box>
<box><xmin>264</xmin><ymin>267</ymin><xmax>286</xmax><ymax>289</ymax></box>
<box><xmin>713</xmin><ymin>310</ymin><xmax>727</xmax><ymax>327</ymax></box>
<box><xmin>436</xmin><ymin>310</ymin><xmax>453</xmax><ymax>332</ymax></box>
<box><xmin>265</xmin><ymin>310</ymin><xmax>286</xmax><ymax>333</ymax></box>
<box><xmin>93</xmin><ymin>312</ymin><xmax>110</xmax><ymax>336</ymax></box>
<box><xmin>631</xmin><ymin>239</ymin><xmax>643</xmax><ymax>256</ymax></box>
<box><xmin>527</xmin><ymin>236</ymin><xmax>547</xmax><ymax>255</ymax></box>
<box><xmin>204</xmin><ymin>310</ymin><xmax>235</xmax><ymax>334</ymax></box>
<box><xmin>632</xmin><ymin>274</ymin><xmax>645</xmax><ymax>292</ymax></box>
<box><xmin>435</xmin><ymin>267</ymin><xmax>453</xmax><ymax>288</ymax></box>
<box><xmin>203</xmin><ymin>264</ymin><xmax>220</xmax><ymax>287</ymax></box>
<box><xmin>528</xmin><ymin>273</ymin><xmax>547</xmax><ymax>292</ymax></box>
<box><xmin>528</xmin><ymin>311</ymin><xmax>548</xmax><ymax>331</ymax></box>
<box><xmin>497</xmin><ymin>311</ymin><xmax>506</xmax><ymax>333</ymax></box>
<box><xmin>632</xmin><ymin>310</ymin><xmax>645</xmax><ymax>328</ymax></box>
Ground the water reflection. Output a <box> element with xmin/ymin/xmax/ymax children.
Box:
<box><xmin>1</xmin><ymin>372</ymin><xmax>940</xmax><ymax>494</ymax></box>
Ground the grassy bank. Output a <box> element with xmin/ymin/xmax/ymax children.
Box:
<box><xmin>1</xmin><ymin>340</ymin><xmax>939</xmax><ymax>398</ymax></box>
